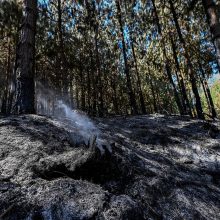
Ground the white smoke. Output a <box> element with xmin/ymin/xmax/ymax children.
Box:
<box><xmin>56</xmin><ymin>100</ymin><xmax>99</xmax><ymax>140</ymax></box>
<box><xmin>36</xmin><ymin>82</ymin><xmax>109</xmax><ymax>154</ymax></box>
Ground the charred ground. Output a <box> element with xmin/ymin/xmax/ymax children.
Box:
<box><xmin>0</xmin><ymin>114</ymin><xmax>220</xmax><ymax>219</ymax></box>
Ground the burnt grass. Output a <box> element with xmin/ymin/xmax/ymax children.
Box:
<box><xmin>0</xmin><ymin>114</ymin><xmax>220</xmax><ymax>219</ymax></box>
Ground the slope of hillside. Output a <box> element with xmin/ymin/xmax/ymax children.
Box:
<box><xmin>0</xmin><ymin>114</ymin><xmax>220</xmax><ymax>219</ymax></box>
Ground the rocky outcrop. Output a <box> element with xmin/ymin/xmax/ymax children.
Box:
<box><xmin>0</xmin><ymin>114</ymin><xmax>220</xmax><ymax>219</ymax></box>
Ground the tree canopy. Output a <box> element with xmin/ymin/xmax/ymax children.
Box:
<box><xmin>0</xmin><ymin>0</ymin><xmax>219</xmax><ymax>118</ymax></box>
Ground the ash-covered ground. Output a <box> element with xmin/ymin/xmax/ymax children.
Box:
<box><xmin>0</xmin><ymin>114</ymin><xmax>220</xmax><ymax>220</ymax></box>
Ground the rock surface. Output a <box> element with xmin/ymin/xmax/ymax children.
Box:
<box><xmin>0</xmin><ymin>114</ymin><xmax>220</xmax><ymax>219</ymax></box>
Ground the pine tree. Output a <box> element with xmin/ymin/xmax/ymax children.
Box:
<box><xmin>15</xmin><ymin>0</ymin><xmax>37</xmax><ymax>114</ymax></box>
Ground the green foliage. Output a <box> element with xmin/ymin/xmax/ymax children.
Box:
<box><xmin>211</xmin><ymin>80</ymin><xmax>220</xmax><ymax>115</ymax></box>
<box><xmin>201</xmin><ymin>79</ymin><xmax>220</xmax><ymax>117</ymax></box>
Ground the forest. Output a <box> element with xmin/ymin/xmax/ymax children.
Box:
<box><xmin>0</xmin><ymin>0</ymin><xmax>220</xmax><ymax>118</ymax></box>
<box><xmin>0</xmin><ymin>0</ymin><xmax>220</xmax><ymax>220</ymax></box>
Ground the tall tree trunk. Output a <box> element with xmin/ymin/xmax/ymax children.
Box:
<box><xmin>86</xmin><ymin>66</ymin><xmax>91</xmax><ymax>114</ymax></box>
<box><xmin>1</xmin><ymin>39</ymin><xmax>11</xmax><ymax>114</ymax></box>
<box><xmin>125</xmin><ymin>2</ymin><xmax>146</xmax><ymax>114</ymax></box>
<box><xmin>169</xmin><ymin>0</ymin><xmax>204</xmax><ymax>119</ymax></box>
<box><xmin>131</xmin><ymin>41</ymin><xmax>147</xmax><ymax>114</ymax></box>
<box><xmin>112</xmin><ymin>79</ymin><xmax>119</xmax><ymax>115</ymax></box>
<box><xmin>202</xmin><ymin>0</ymin><xmax>220</xmax><ymax>71</ymax></box>
<box><xmin>150</xmin><ymin>79</ymin><xmax>157</xmax><ymax>113</ymax></box>
<box><xmin>151</xmin><ymin>0</ymin><xmax>184</xmax><ymax>115</ymax></box>
<box><xmin>57</xmin><ymin>0</ymin><xmax>68</xmax><ymax>98</ymax></box>
<box><xmin>75</xmin><ymin>80</ymin><xmax>79</xmax><ymax>109</ymax></box>
<box><xmin>8</xmin><ymin>29</ymin><xmax>20</xmax><ymax>114</ymax></box>
<box><xmin>169</xmin><ymin>33</ymin><xmax>193</xmax><ymax>116</ymax></box>
<box><xmin>69</xmin><ymin>74</ymin><xmax>74</xmax><ymax>108</ymax></box>
<box><xmin>80</xmin><ymin>65</ymin><xmax>86</xmax><ymax>111</ymax></box>
<box><xmin>89</xmin><ymin>50</ymin><xmax>97</xmax><ymax>116</ymax></box>
<box><xmin>200</xmin><ymin>75</ymin><xmax>212</xmax><ymax>114</ymax></box>
<box><xmin>199</xmin><ymin>63</ymin><xmax>217</xmax><ymax>118</ymax></box>
<box><xmin>15</xmin><ymin>0</ymin><xmax>37</xmax><ymax>114</ymax></box>
<box><xmin>94</xmin><ymin>24</ymin><xmax>104</xmax><ymax>117</ymax></box>
<box><xmin>90</xmin><ymin>1</ymin><xmax>104</xmax><ymax>116</ymax></box>
<box><xmin>116</xmin><ymin>0</ymin><xmax>138</xmax><ymax>115</ymax></box>
<box><xmin>146</xmin><ymin>68</ymin><xmax>158</xmax><ymax>113</ymax></box>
